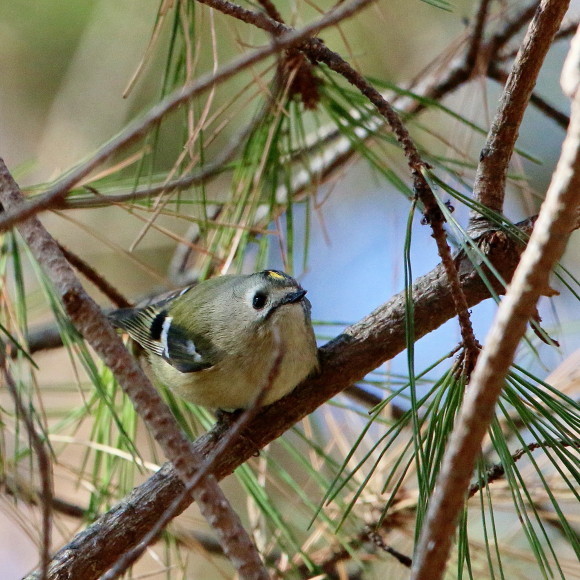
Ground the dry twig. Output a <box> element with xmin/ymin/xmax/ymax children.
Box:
<box><xmin>0</xmin><ymin>160</ymin><xmax>267</xmax><ymax>580</ymax></box>
<box><xmin>0</xmin><ymin>347</ymin><xmax>53</xmax><ymax>580</ymax></box>
<box><xmin>469</xmin><ymin>0</ymin><xmax>571</xmax><ymax>236</ymax></box>
<box><xmin>411</xmin><ymin>21</ymin><xmax>580</xmax><ymax>579</ymax></box>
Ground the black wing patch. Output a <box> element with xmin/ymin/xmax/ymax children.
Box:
<box><xmin>109</xmin><ymin>306</ymin><xmax>214</xmax><ymax>373</ymax></box>
<box><xmin>162</xmin><ymin>323</ymin><xmax>214</xmax><ymax>373</ymax></box>
<box><xmin>109</xmin><ymin>306</ymin><xmax>167</xmax><ymax>357</ymax></box>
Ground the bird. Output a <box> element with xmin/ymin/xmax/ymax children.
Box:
<box><xmin>109</xmin><ymin>270</ymin><xmax>319</xmax><ymax>411</ymax></box>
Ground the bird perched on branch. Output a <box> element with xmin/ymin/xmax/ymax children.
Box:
<box><xmin>110</xmin><ymin>270</ymin><xmax>319</xmax><ymax>411</ymax></box>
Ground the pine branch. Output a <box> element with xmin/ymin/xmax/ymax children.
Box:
<box><xmin>412</xmin><ymin>22</ymin><xmax>580</xmax><ymax>579</ymax></box>
<box><xmin>22</xmin><ymin>211</ymin><xmax>534</xmax><ymax>580</ymax></box>
<box><xmin>0</xmin><ymin>160</ymin><xmax>268</xmax><ymax>580</ymax></box>
<box><xmin>0</xmin><ymin>0</ymin><xmax>376</xmax><ymax>233</ymax></box>
<box><xmin>469</xmin><ymin>0</ymin><xmax>571</xmax><ymax>235</ymax></box>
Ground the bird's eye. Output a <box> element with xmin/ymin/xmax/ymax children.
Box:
<box><xmin>252</xmin><ymin>291</ymin><xmax>267</xmax><ymax>310</ymax></box>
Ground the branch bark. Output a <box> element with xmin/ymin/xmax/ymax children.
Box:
<box><xmin>469</xmin><ymin>0</ymin><xmax>571</xmax><ymax>236</ymax></box>
<box><xmin>0</xmin><ymin>161</ymin><xmax>268</xmax><ymax>580</ymax></box>
<box><xmin>23</xmin><ymin>219</ymin><xmax>528</xmax><ymax>579</ymax></box>
<box><xmin>411</xmin><ymin>23</ymin><xmax>580</xmax><ymax>580</ymax></box>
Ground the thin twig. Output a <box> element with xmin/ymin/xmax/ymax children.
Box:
<box><xmin>0</xmin><ymin>347</ymin><xmax>52</xmax><ymax>580</ymax></box>
<box><xmin>498</xmin><ymin>17</ymin><xmax>579</xmax><ymax>61</ymax></box>
<box><xmin>57</xmin><ymin>243</ymin><xmax>131</xmax><ymax>309</ymax></box>
<box><xmin>289</xmin><ymin>523</ymin><xmax>412</xmax><ymax>577</ymax></box>
<box><xmin>0</xmin><ymin>160</ymin><xmax>267</xmax><ymax>580</ymax></box>
<box><xmin>0</xmin><ymin>0</ymin><xmax>378</xmax><ymax>233</ymax></box>
<box><xmin>468</xmin><ymin>439</ymin><xmax>580</xmax><ymax>498</ymax></box>
<box><xmin>488</xmin><ymin>1</ymin><xmax>539</xmax><ymax>55</ymax></box>
<box><xmin>1</xmin><ymin>475</ymin><xmax>85</xmax><ymax>519</ymax></box>
<box><xmin>469</xmin><ymin>0</ymin><xmax>571</xmax><ymax>236</ymax></box>
<box><xmin>101</xmin><ymin>330</ymin><xmax>283</xmax><ymax>579</ymax></box>
<box><xmin>365</xmin><ymin>527</ymin><xmax>412</xmax><ymax>568</ymax></box>
<box><xmin>164</xmin><ymin>1</ymin><xmax>558</xmax><ymax>299</ymax></box>
<box><xmin>488</xmin><ymin>63</ymin><xmax>570</xmax><ymax>129</ymax></box>
<box><xmin>256</xmin><ymin>0</ymin><xmax>284</xmax><ymax>23</ymax></box>
<box><xmin>464</xmin><ymin>0</ymin><xmax>492</xmax><ymax>71</ymax></box>
<box><xmin>412</xmin><ymin>24</ymin><xmax>580</xmax><ymax>579</ymax></box>
<box><xmin>554</xmin><ymin>19</ymin><xmax>580</xmax><ymax>43</ymax></box>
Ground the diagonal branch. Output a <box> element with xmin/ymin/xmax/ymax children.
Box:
<box><xmin>469</xmin><ymin>0</ymin><xmax>571</xmax><ymax>236</ymax></box>
<box><xmin>0</xmin><ymin>160</ymin><xmax>268</xmax><ymax>580</ymax></box>
<box><xmin>0</xmin><ymin>0</ymin><xmax>377</xmax><ymax>234</ymax></box>
<box><xmin>411</xmin><ymin>24</ymin><xmax>580</xmax><ymax>580</ymax></box>
<box><xmin>100</xmin><ymin>332</ymin><xmax>283</xmax><ymax>579</ymax></box>
<box><xmin>467</xmin><ymin>439</ymin><xmax>580</xmax><ymax>498</ymax></box>
<box><xmin>24</xmin><ymin>213</ymin><xmax>532</xmax><ymax>580</ymax></box>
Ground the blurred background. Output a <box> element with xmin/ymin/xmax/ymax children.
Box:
<box><xmin>0</xmin><ymin>0</ymin><xmax>578</xmax><ymax>578</ymax></box>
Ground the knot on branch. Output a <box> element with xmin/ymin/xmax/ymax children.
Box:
<box><xmin>420</xmin><ymin>205</ymin><xmax>445</xmax><ymax>226</ymax></box>
<box><xmin>454</xmin><ymin>342</ymin><xmax>482</xmax><ymax>381</ymax></box>
<box><xmin>62</xmin><ymin>287</ymin><xmax>86</xmax><ymax>316</ymax></box>
<box><xmin>282</xmin><ymin>51</ymin><xmax>322</xmax><ymax>110</ymax></box>
<box><xmin>479</xmin><ymin>229</ymin><xmax>523</xmax><ymax>278</ymax></box>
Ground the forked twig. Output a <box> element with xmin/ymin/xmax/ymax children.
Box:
<box><xmin>412</xmin><ymin>21</ymin><xmax>580</xmax><ymax>579</ymax></box>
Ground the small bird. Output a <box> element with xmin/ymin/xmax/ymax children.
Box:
<box><xmin>110</xmin><ymin>270</ymin><xmax>319</xmax><ymax>410</ymax></box>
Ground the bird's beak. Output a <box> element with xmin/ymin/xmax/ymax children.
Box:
<box><xmin>279</xmin><ymin>288</ymin><xmax>307</xmax><ymax>306</ymax></box>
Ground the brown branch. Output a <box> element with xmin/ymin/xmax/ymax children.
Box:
<box><xmin>412</xmin><ymin>24</ymin><xmax>580</xmax><ymax>579</ymax></box>
<box><xmin>1</xmin><ymin>474</ymin><xmax>86</xmax><ymax>520</ymax></box>
<box><xmin>256</xmin><ymin>0</ymin><xmax>284</xmax><ymax>23</ymax></box>
<box><xmin>165</xmin><ymin>2</ymin><xmax>554</xmax><ymax>293</ymax></box>
<box><xmin>24</xmin><ymin>323</ymin><xmax>67</xmax><ymax>355</ymax></box>
<box><xmin>464</xmin><ymin>0</ymin><xmax>493</xmax><ymax>72</ymax></box>
<box><xmin>365</xmin><ymin>527</ymin><xmax>412</xmax><ymax>568</ymax></box>
<box><xmin>57</xmin><ymin>243</ymin><xmax>131</xmax><ymax>309</ymax></box>
<box><xmin>290</xmin><ymin>524</ymin><xmax>412</xmax><ymax>577</ymax></box>
<box><xmin>100</xmin><ymin>331</ymin><xmax>283</xmax><ymax>579</ymax></box>
<box><xmin>468</xmin><ymin>439</ymin><xmax>580</xmax><ymax>498</ymax></box>
<box><xmin>554</xmin><ymin>19</ymin><xmax>580</xmax><ymax>43</ymax></box>
<box><xmin>23</xmin><ymin>211</ymin><xmax>528</xmax><ymax>580</ymax></box>
<box><xmin>488</xmin><ymin>63</ymin><xmax>570</xmax><ymax>129</ymax></box>
<box><xmin>469</xmin><ymin>0</ymin><xmax>571</xmax><ymax>236</ymax></box>
<box><xmin>0</xmin><ymin>0</ymin><xmax>377</xmax><ymax>233</ymax></box>
<box><xmin>498</xmin><ymin>18</ymin><xmax>579</xmax><ymax>61</ymax></box>
<box><xmin>0</xmin><ymin>160</ymin><xmax>267</xmax><ymax>580</ymax></box>
<box><xmin>488</xmin><ymin>1</ymin><xmax>539</xmax><ymax>55</ymax></box>
<box><xmin>0</xmin><ymin>347</ymin><xmax>53</xmax><ymax>579</ymax></box>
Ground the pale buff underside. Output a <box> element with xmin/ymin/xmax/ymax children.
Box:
<box><xmin>147</xmin><ymin>305</ymin><xmax>318</xmax><ymax>410</ymax></box>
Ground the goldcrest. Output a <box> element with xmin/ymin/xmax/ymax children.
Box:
<box><xmin>110</xmin><ymin>270</ymin><xmax>318</xmax><ymax>410</ymax></box>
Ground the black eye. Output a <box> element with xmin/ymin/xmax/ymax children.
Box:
<box><xmin>252</xmin><ymin>291</ymin><xmax>267</xmax><ymax>310</ymax></box>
